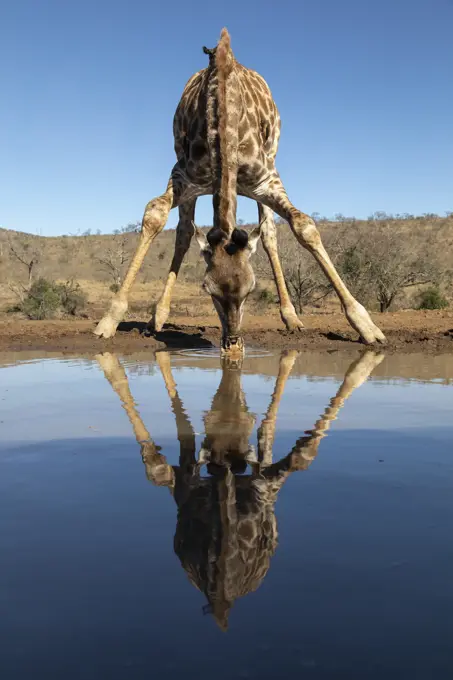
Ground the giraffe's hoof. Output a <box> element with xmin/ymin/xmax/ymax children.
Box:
<box><xmin>283</xmin><ymin>317</ymin><xmax>305</xmax><ymax>332</ymax></box>
<box><xmin>94</xmin><ymin>299</ymin><xmax>128</xmax><ymax>338</ymax></box>
<box><xmin>152</xmin><ymin>306</ymin><xmax>170</xmax><ymax>333</ymax></box>
<box><xmin>346</xmin><ymin>303</ymin><xmax>386</xmax><ymax>345</ymax></box>
<box><xmin>94</xmin><ymin>316</ymin><xmax>119</xmax><ymax>339</ymax></box>
<box><xmin>358</xmin><ymin>325</ymin><xmax>387</xmax><ymax>345</ymax></box>
<box><xmin>280</xmin><ymin>307</ymin><xmax>304</xmax><ymax>332</ymax></box>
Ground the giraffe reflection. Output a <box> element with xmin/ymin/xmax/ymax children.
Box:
<box><xmin>96</xmin><ymin>350</ymin><xmax>383</xmax><ymax>631</ymax></box>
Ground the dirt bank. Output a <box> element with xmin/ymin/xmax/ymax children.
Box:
<box><xmin>0</xmin><ymin>310</ymin><xmax>452</xmax><ymax>355</ymax></box>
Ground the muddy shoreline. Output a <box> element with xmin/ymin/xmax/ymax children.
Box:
<box><xmin>0</xmin><ymin>310</ymin><xmax>452</xmax><ymax>355</ymax></box>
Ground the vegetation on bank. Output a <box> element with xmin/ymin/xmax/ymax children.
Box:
<box><xmin>255</xmin><ymin>212</ymin><xmax>452</xmax><ymax>314</ymax></box>
<box><xmin>9</xmin><ymin>279</ymin><xmax>87</xmax><ymax>320</ymax></box>
<box><xmin>1</xmin><ymin>211</ymin><xmax>452</xmax><ymax>319</ymax></box>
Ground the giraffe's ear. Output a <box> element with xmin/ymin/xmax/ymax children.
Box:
<box><xmin>246</xmin><ymin>224</ymin><xmax>262</xmax><ymax>256</ymax></box>
<box><xmin>192</xmin><ymin>222</ymin><xmax>212</xmax><ymax>255</ymax></box>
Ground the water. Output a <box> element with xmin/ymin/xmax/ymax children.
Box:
<box><xmin>1</xmin><ymin>348</ymin><xmax>453</xmax><ymax>679</ymax></box>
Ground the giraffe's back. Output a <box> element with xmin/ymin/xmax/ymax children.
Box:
<box><xmin>173</xmin><ymin>63</ymin><xmax>281</xmax><ymax>191</ymax></box>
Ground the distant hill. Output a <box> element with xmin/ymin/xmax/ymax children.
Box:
<box><xmin>1</xmin><ymin>212</ymin><xmax>452</xmax><ymax>316</ymax></box>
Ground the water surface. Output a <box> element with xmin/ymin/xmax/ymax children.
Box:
<box><xmin>1</xmin><ymin>349</ymin><xmax>452</xmax><ymax>679</ymax></box>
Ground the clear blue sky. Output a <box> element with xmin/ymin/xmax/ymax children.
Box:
<box><xmin>1</xmin><ymin>0</ymin><xmax>452</xmax><ymax>236</ymax></box>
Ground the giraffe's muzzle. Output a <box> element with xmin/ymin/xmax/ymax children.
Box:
<box><xmin>221</xmin><ymin>335</ymin><xmax>245</xmax><ymax>356</ymax></box>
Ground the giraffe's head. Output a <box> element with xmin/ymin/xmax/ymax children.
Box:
<box><xmin>193</xmin><ymin>223</ymin><xmax>261</xmax><ymax>356</ymax></box>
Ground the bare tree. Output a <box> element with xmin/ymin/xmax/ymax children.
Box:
<box><xmin>278</xmin><ymin>243</ymin><xmax>331</xmax><ymax>313</ymax></box>
<box><xmin>8</xmin><ymin>237</ymin><xmax>39</xmax><ymax>287</ymax></box>
<box><xmin>113</xmin><ymin>221</ymin><xmax>141</xmax><ymax>235</ymax></box>
<box><xmin>336</xmin><ymin>221</ymin><xmax>446</xmax><ymax>312</ymax></box>
<box><xmin>255</xmin><ymin>224</ymin><xmax>333</xmax><ymax>313</ymax></box>
<box><xmin>254</xmin><ymin>215</ymin><xmax>451</xmax><ymax>314</ymax></box>
<box><xmin>94</xmin><ymin>232</ymin><xmax>131</xmax><ymax>290</ymax></box>
<box><xmin>7</xmin><ymin>235</ymin><xmax>41</xmax><ymax>301</ymax></box>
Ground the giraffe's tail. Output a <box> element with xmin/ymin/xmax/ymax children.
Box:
<box><xmin>206</xmin><ymin>28</ymin><xmax>240</xmax><ymax>237</ymax></box>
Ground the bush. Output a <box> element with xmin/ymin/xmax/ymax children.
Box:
<box><xmin>17</xmin><ymin>278</ymin><xmax>87</xmax><ymax>320</ymax></box>
<box><xmin>251</xmin><ymin>287</ymin><xmax>276</xmax><ymax>310</ymax></box>
<box><xmin>417</xmin><ymin>287</ymin><xmax>449</xmax><ymax>310</ymax></box>
<box><xmin>109</xmin><ymin>282</ymin><xmax>120</xmax><ymax>293</ymax></box>
<box><xmin>19</xmin><ymin>279</ymin><xmax>61</xmax><ymax>319</ymax></box>
<box><xmin>257</xmin><ymin>288</ymin><xmax>275</xmax><ymax>304</ymax></box>
<box><xmin>57</xmin><ymin>280</ymin><xmax>87</xmax><ymax>315</ymax></box>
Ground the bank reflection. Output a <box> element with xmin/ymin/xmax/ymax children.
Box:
<box><xmin>96</xmin><ymin>350</ymin><xmax>383</xmax><ymax>630</ymax></box>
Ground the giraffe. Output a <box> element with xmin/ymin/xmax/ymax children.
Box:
<box><xmin>96</xmin><ymin>349</ymin><xmax>384</xmax><ymax>630</ymax></box>
<box><xmin>94</xmin><ymin>28</ymin><xmax>386</xmax><ymax>355</ymax></box>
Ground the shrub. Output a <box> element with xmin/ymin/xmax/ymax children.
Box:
<box><xmin>57</xmin><ymin>280</ymin><xmax>87</xmax><ymax>316</ymax></box>
<box><xmin>251</xmin><ymin>287</ymin><xmax>276</xmax><ymax>310</ymax></box>
<box><xmin>417</xmin><ymin>287</ymin><xmax>449</xmax><ymax>310</ymax></box>
<box><xmin>19</xmin><ymin>279</ymin><xmax>61</xmax><ymax>319</ymax></box>
<box><xmin>109</xmin><ymin>283</ymin><xmax>120</xmax><ymax>293</ymax></box>
<box><xmin>257</xmin><ymin>288</ymin><xmax>275</xmax><ymax>304</ymax></box>
<box><xmin>17</xmin><ymin>278</ymin><xmax>87</xmax><ymax>320</ymax></box>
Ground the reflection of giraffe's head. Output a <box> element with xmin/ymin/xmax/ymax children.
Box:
<box><xmin>201</xmin><ymin>355</ymin><xmax>256</xmax><ymax>469</ymax></box>
<box><xmin>193</xmin><ymin>224</ymin><xmax>261</xmax><ymax>356</ymax></box>
<box><xmin>174</xmin><ymin>471</ymin><xmax>278</xmax><ymax>632</ymax></box>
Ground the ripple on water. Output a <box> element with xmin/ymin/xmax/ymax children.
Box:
<box><xmin>170</xmin><ymin>347</ymin><xmax>274</xmax><ymax>360</ymax></box>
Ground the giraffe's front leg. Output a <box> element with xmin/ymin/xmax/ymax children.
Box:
<box><xmin>258</xmin><ymin>203</ymin><xmax>303</xmax><ymax>332</ymax></box>
<box><xmin>95</xmin><ymin>163</ymin><xmax>194</xmax><ymax>339</ymax></box>
<box><xmin>250</xmin><ymin>175</ymin><xmax>386</xmax><ymax>345</ymax></box>
<box><xmin>94</xmin><ymin>193</ymin><xmax>173</xmax><ymax>339</ymax></box>
<box><xmin>149</xmin><ymin>200</ymin><xmax>196</xmax><ymax>333</ymax></box>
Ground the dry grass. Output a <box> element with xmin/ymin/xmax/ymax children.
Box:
<box><xmin>1</xmin><ymin>212</ymin><xmax>452</xmax><ymax>319</ymax></box>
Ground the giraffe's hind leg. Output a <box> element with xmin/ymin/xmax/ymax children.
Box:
<box><xmin>94</xmin><ymin>164</ymin><xmax>199</xmax><ymax>339</ymax></box>
<box><xmin>258</xmin><ymin>203</ymin><xmax>304</xmax><ymax>332</ymax></box>
<box><xmin>149</xmin><ymin>199</ymin><xmax>196</xmax><ymax>333</ymax></box>
<box><xmin>249</xmin><ymin>174</ymin><xmax>386</xmax><ymax>345</ymax></box>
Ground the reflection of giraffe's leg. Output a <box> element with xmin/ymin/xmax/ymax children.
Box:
<box><xmin>95</xmin><ymin>352</ymin><xmax>175</xmax><ymax>488</ymax></box>
<box><xmin>156</xmin><ymin>351</ymin><xmax>177</xmax><ymax>398</ymax></box>
<box><xmin>257</xmin><ymin>350</ymin><xmax>300</xmax><ymax>467</ymax></box>
<box><xmin>288</xmin><ymin>350</ymin><xmax>385</xmax><ymax>472</ymax></box>
<box><xmin>95</xmin><ymin>352</ymin><xmax>151</xmax><ymax>443</ymax></box>
<box><xmin>262</xmin><ymin>350</ymin><xmax>384</xmax><ymax>482</ymax></box>
<box><xmin>156</xmin><ymin>352</ymin><xmax>197</xmax><ymax>469</ymax></box>
<box><xmin>248</xmin><ymin>175</ymin><xmax>386</xmax><ymax>345</ymax></box>
<box><xmin>151</xmin><ymin>200</ymin><xmax>196</xmax><ymax>333</ymax></box>
<box><xmin>94</xmin><ymin>164</ymin><xmax>200</xmax><ymax>339</ymax></box>
<box><xmin>258</xmin><ymin>204</ymin><xmax>304</xmax><ymax>332</ymax></box>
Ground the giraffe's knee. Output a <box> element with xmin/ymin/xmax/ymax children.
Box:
<box><xmin>291</xmin><ymin>213</ymin><xmax>321</xmax><ymax>250</ymax></box>
<box><xmin>142</xmin><ymin>196</ymin><xmax>171</xmax><ymax>235</ymax></box>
